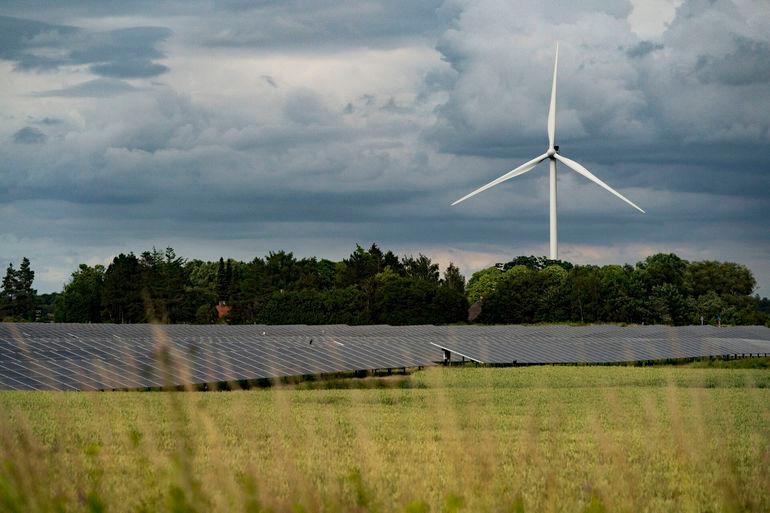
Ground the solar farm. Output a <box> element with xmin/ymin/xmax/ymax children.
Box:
<box><xmin>1</xmin><ymin>323</ymin><xmax>769</xmax><ymax>390</ymax></box>
<box><xmin>2</xmin><ymin>323</ymin><xmax>770</xmax><ymax>512</ymax></box>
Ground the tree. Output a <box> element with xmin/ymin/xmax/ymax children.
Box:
<box><xmin>402</xmin><ymin>254</ymin><xmax>439</xmax><ymax>282</ymax></box>
<box><xmin>466</xmin><ymin>267</ymin><xmax>505</xmax><ymax>305</ymax></box>
<box><xmin>263</xmin><ymin>251</ymin><xmax>300</xmax><ymax>291</ymax></box>
<box><xmin>0</xmin><ymin>258</ymin><xmax>37</xmax><ymax>320</ymax></box>
<box><xmin>567</xmin><ymin>265</ymin><xmax>602</xmax><ymax>323</ymax></box>
<box><xmin>337</xmin><ymin>244</ymin><xmax>385</xmax><ymax>287</ymax></box>
<box><xmin>477</xmin><ymin>266</ymin><xmax>538</xmax><ymax>323</ymax></box>
<box><xmin>0</xmin><ymin>263</ymin><xmax>18</xmax><ymax>319</ymax></box>
<box><xmin>442</xmin><ymin>262</ymin><xmax>466</xmax><ymax>294</ymax></box>
<box><xmin>685</xmin><ymin>261</ymin><xmax>755</xmax><ymax>297</ymax></box>
<box><xmin>257</xmin><ymin>287</ymin><xmax>366</xmax><ymax>325</ymax></box>
<box><xmin>431</xmin><ymin>286</ymin><xmax>469</xmax><ymax>324</ymax></box>
<box><xmin>373</xmin><ymin>273</ymin><xmax>465</xmax><ymax>325</ymax></box>
<box><xmin>55</xmin><ymin>264</ymin><xmax>105</xmax><ymax>323</ymax></box>
<box><xmin>39</xmin><ymin>246</ymin><xmax>770</xmax><ymax>326</ymax></box>
<box><xmin>36</xmin><ymin>292</ymin><xmax>59</xmax><ymax>322</ymax></box>
<box><xmin>637</xmin><ymin>253</ymin><xmax>688</xmax><ymax>292</ymax></box>
<box><xmin>536</xmin><ymin>265</ymin><xmax>568</xmax><ymax>322</ymax></box>
<box><xmin>598</xmin><ymin>265</ymin><xmax>636</xmax><ymax>322</ymax></box>
<box><xmin>224</xmin><ymin>259</ymin><xmax>233</xmax><ymax>299</ymax></box>
<box><xmin>650</xmin><ymin>283</ymin><xmax>690</xmax><ymax>325</ymax></box>
<box><xmin>16</xmin><ymin>258</ymin><xmax>37</xmax><ymax>320</ymax></box>
<box><xmin>383</xmin><ymin>250</ymin><xmax>403</xmax><ymax>275</ymax></box>
<box><xmin>504</xmin><ymin>255</ymin><xmax>573</xmax><ymax>271</ymax></box>
<box><xmin>102</xmin><ymin>253</ymin><xmax>145</xmax><ymax>323</ymax></box>
<box><xmin>195</xmin><ymin>304</ymin><xmax>215</xmax><ymax>324</ymax></box>
<box><xmin>138</xmin><ymin>248</ymin><xmax>188</xmax><ymax>323</ymax></box>
<box><xmin>216</xmin><ymin>257</ymin><xmax>227</xmax><ymax>302</ymax></box>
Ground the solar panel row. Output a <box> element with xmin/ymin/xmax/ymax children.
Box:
<box><xmin>1</xmin><ymin>324</ymin><xmax>768</xmax><ymax>390</ymax></box>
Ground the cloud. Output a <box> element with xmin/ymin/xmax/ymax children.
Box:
<box><xmin>283</xmin><ymin>89</ymin><xmax>337</xmax><ymax>125</ymax></box>
<box><xmin>695</xmin><ymin>37</ymin><xmax>770</xmax><ymax>85</ymax></box>
<box><xmin>33</xmin><ymin>78</ymin><xmax>139</xmax><ymax>97</ymax></box>
<box><xmin>191</xmin><ymin>0</ymin><xmax>446</xmax><ymax>50</ymax></box>
<box><xmin>0</xmin><ymin>15</ymin><xmax>171</xmax><ymax>78</ymax></box>
<box><xmin>13</xmin><ymin>127</ymin><xmax>46</xmax><ymax>144</ymax></box>
<box><xmin>90</xmin><ymin>60</ymin><xmax>168</xmax><ymax>79</ymax></box>
<box><xmin>39</xmin><ymin>117</ymin><xmax>63</xmax><ymax>125</ymax></box>
<box><xmin>261</xmin><ymin>75</ymin><xmax>277</xmax><ymax>87</ymax></box>
<box><xmin>0</xmin><ymin>0</ymin><xmax>769</xmax><ymax>296</ymax></box>
<box><xmin>626</xmin><ymin>41</ymin><xmax>664</xmax><ymax>58</ymax></box>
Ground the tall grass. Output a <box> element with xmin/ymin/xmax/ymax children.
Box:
<box><xmin>1</xmin><ymin>366</ymin><xmax>769</xmax><ymax>512</ymax></box>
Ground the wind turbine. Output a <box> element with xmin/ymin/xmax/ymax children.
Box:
<box><xmin>451</xmin><ymin>43</ymin><xmax>645</xmax><ymax>260</ymax></box>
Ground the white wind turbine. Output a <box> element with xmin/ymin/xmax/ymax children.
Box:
<box><xmin>451</xmin><ymin>43</ymin><xmax>645</xmax><ymax>260</ymax></box>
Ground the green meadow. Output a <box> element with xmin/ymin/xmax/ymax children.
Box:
<box><xmin>2</xmin><ymin>366</ymin><xmax>769</xmax><ymax>513</ymax></box>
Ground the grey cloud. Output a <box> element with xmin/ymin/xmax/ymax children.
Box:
<box><xmin>427</xmin><ymin>0</ymin><xmax>770</xmax><ymax>162</ymax></box>
<box><xmin>0</xmin><ymin>16</ymin><xmax>77</xmax><ymax>64</ymax></box>
<box><xmin>90</xmin><ymin>60</ymin><xmax>168</xmax><ymax>78</ymax></box>
<box><xmin>382</xmin><ymin>98</ymin><xmax>411</xmax><ymax>114</ymax></box>
<box><xmin>195</xmin><ymin>0</ymin><xmax>446</xmax><ymax>50</ymax></box>
<box><xmin>33</xmin><ymin>78</ymin><xmax>140</xmax><ymax>97</ymax></box>
<box><xmin>696</xmin><ymin>37</ymin><xmax>770</xmax><ymax>85</ymax></box>
<box><xmin>13</xmin><ymin>127</ymin><xmax>46</xmax><ymax>144</ymax></box>
<box><xmin>0</xmin><ymin>16</ymin><xmax>171</xmax><ymax>78</ymax></box>
<box><xmin>1</xmin><ymin>0</ymin><xmax>769</xmax><ymax>295</ymax></box>
<box><xmin>283</xmin><ymin>90</ymin><xmax>337</xmax><ymax>125</ymax></box>
<box><xmin>626</xmin><ymin>41</ymin><xmax>663</xmax><ymax>58</ymax></box>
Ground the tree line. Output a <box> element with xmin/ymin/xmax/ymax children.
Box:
<box><xmin>1</xmin><ymin>246</ymin><xmax>768</xmax><ymax>326</ymax></box>
<box><xmin>467</xmin><ymin>254</ymin><xmax>768</xmax><ymax>326</ymax></box>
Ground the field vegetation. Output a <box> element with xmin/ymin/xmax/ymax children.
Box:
<box><xmin>1</xmin><ymin>365</ymin><xmax>769</xmax><ymax>513</ymax></box>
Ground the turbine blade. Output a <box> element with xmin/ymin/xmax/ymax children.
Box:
<box><xmin>554</xmin><ymin>153</ymin><xmax>646</xmax><ymax>213</ymax></box>
<box><xmin>547</xmin><ymin>42</ymin><xmax>559</xmax><ymax>149</ymax></box>
<box><xmin>452</xmin><ymin>153</ymin><xmax>549</xmax><ymax>206</ymax></box>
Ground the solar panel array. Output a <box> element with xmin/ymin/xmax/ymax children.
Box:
<box><xmin>433</xmin><ymin>325</ymin><xmax>770</xmax><ymax>364</ymax></box>
<box><xmin>1</xmin><ymin>323</ymin><xmax>768</xmax><ymax>390</ymax></box>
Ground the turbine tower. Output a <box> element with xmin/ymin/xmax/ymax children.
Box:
<box><xmin>451</xmin><ymin>43</ymin><xmax>645</xmax><ymax>260</ymax></box>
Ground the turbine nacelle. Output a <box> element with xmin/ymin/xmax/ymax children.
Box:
<box><xmin>451</xmin><ymin>42</ymin><xmax>645</xmax><ymax>259</ymax></box>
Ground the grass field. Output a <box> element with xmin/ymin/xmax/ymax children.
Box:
<box><xmin>1</xmin><ymin>366</ymin><xmax>769</xmax><ymax>513</ymax></box>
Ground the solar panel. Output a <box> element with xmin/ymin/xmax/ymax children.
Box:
<box><xmin>1</xmin><ymin>324</ymin><xmax>768</xmax><ymax>390</ymax></box>
<box><xmin>433</xmin><ymin>325</ymin><xmax>770</xmax><ymax>364</ymax></box>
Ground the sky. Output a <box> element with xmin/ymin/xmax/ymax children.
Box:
<box><xmin>1</xmin><ymin>0</ymin><xmax>769</xmax><ymax>295</ymax></box>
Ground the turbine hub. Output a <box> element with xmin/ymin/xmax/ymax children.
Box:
<box><xmin>547</xmin><ymin>148</ymin><xmax>556</xmax><ymax>157</ymax></box>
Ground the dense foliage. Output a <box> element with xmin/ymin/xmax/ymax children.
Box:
<box><xmin>2</xmin><ymin>247</ymin><xmax>768</xmax><ymax>326</ymax></box>
<box><xmin>42</xmin><ymin>244</ymin><xmax>466</xmax><ymax>325</ymax></box>
<box><xmin>469</xmin><ymin>253</ymin><xmax>768</xmax><ymax>325</ymax></box>
<box><xmin>0</xmin><ymin>257</ymin><xmax>40</xmax><ymax>321</ymax></box>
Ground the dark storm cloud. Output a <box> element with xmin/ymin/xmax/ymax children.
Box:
<box><xmin>1</xmin><ymin>0</ymin><xmax>769</xmax><ymax>293</ymax></box>
<box><xmin>0</xmin><ymin>0</ymin><xmax>449</xmax><ymax>50</ymax></box>
<box><xmin>13</xmin><ymin>127</ymin><xmax>46</xmax><ymax>144</ymax></box>
<box><xmin>0</xmin><ymin>16</ymin><xmax>170</xmax><ymax>78</ymax></box>
<box><xmin>696</xmin><ymin>37</ymin><xmax>770</xmax><ymax>85</ymax></box>
<box><xmin>0</xmin><ymin>16</ymin><xmax>77</xmax><ymax>66</ymax></box>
